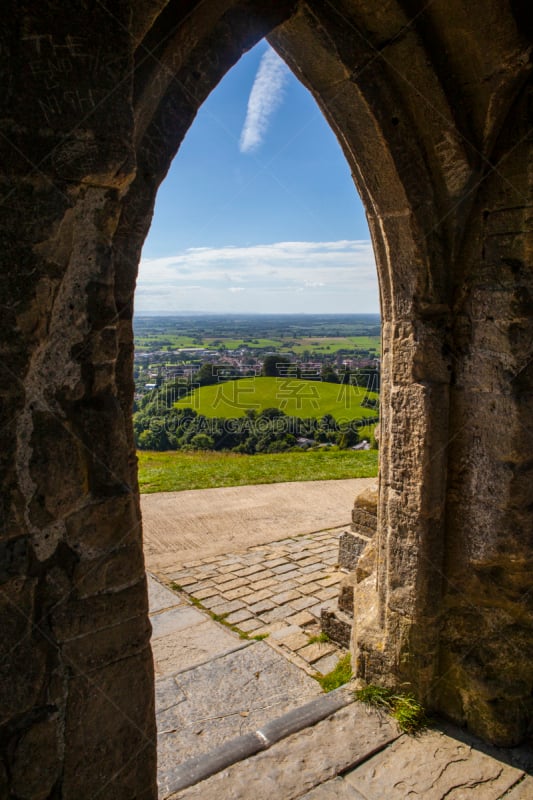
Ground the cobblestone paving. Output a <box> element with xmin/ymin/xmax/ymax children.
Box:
<box><xmin>164</xmin><ymin>526</ymin><xmax>348</xmax><ymax>674</ymax></box>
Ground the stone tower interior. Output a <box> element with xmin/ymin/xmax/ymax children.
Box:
<box><xmin>0</xmin><ymin>1</ymin><xmax>531</xmax><ymax>797</ymax></box>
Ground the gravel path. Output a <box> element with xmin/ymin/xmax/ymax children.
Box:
<box><xmin>141</xmin><ymin>478</ymin><xmax>376</xmax><ymax>573</ymax></box>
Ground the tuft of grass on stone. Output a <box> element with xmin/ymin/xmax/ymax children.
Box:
<box><xmin>308</xmin><ymin>632</ymin><xmax>330</xmax><ymax>644</ymax></box>
<box><xmin>315</xmin><ymin>653</ymin><xmax>352</xmax><ymax>692</ymax></box>
<box><xmin>391</xmin><ymin>693</ymin><xmax>427</xmax><ymax>734</ymax></box>
<box><xmin>355</xmin><ymin>684</ymin><xmax>426</xmax><ymax>734</ymax></box>
<box><xmin>211</xmin><ymin>611</ymin><xmax>229</xmax><ymax>623</ymax></box>
<box><xmin>354</xmin><ymin>684</ymin><xmax>392</xmax><ymax>709</ymax></box>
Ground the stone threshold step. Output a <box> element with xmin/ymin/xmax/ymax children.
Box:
<box><xmin>166</xmin><ymin>697</ymin><xmax>400</xmax><ymax>800</ymax></box>
<box><xmin>161</xmin><ymin>688</ymin><xmax>355</xmax><ymax>797</ymax></box>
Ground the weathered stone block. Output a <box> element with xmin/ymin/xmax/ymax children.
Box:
<box><xmin>61</xmin><ymin>612</ymin><xmax>152</xmax><ymax>674</ymax></box>
<box><xmin>350</xmin><ymin>486</ymin><xmax>378</xmax><ymax>538</ymax></box>
<box><xmin>11</xmin><ymin>716</ymin><xmax>61</xmax><ymax>800</ymax></box>
<box><xmin>65</xmin><ymin>495</ymin><xmax>140</xmax><ymax>558</ymax></box>
<box><xmin>355</xmin><ymin>539</ymin><xmax>376</xmax><ymax>584</ymax></box>
<box><xmin>321</xmin><ymin>609</ymin><xmax>352</xmax><ymax>649</ymax></box>
<box><xmin>51</xmin><ymin>579</ymin><xmax>149</xmax><ymax>642</ymax></box>
<box><xmin>351</xmin><ymin>508</ymin><xmax>377</xmax><ymax>535</ymax></box>
<box><xmin>171</xmin><ymin>701</ymin><xmax>399</xmax><ymax>799</ymax></box>
<box><xmin>72</xmin><ymin>541</ymin><xmax>146</xmax><ymax>599</ymax></box>
<box><xmin>338</xmin><ymin>574</ymin><xmax>357</xmax><ymax>616</ymax></box>
<box><xmin>62</xmin><ymin>648</ymin><xmax>157</xmax><ymax>800</ymax></box>
<box><xmin>352</xmin><ymin>487</ymin><xmax>378</xmax><ymax>514</ymax></box>
<box><xmin>338</xmin><ymin>532</ymin><xmax>370</xmax><ymax>571</ymax></box>
<box><xmin>0</xmin><ymin>577</ymin><xmax>47</xmax><ymax>726</ymax></box>
<box><xmin>0</xmin><ymin>535</ymin><xmax>29</xmax><ymax>582</ymax></box>
<box><xmin>29</xmin><ymin>411</ymin><xmax>87</xmax><ymax>523</ymax></box>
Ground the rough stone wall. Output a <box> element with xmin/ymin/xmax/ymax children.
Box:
<box><xmin>0</xmin><ymin>5</ymin><xmax>156</xmax><ymax>798</ymax></box>
<box><xmin>0</xmin><ymin>2</ymin><xmax>297</xmax><ymax>797</ymax></box>
<box><xmin>0</xmin><ymin>1</ymin><xmax>531</xmax><ymax>796</ymax></box>
<box><xmin>438</xmin><ymin>83</ymin><xmax>533</xmax><ymax>745</ymax></box>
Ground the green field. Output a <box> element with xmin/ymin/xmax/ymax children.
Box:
<box><xmin>174</xmin><ymin>377</ymin><xmax>378</xmax><ymax>420</ymax></box>
<box><xmin>138</xmin><ymin>449</ymin><xmax>378</xmax><ymax>493</ymax></box>
<box><xmin>288</xmin><ymin>336</ymin><xmax>380</xmax><ymax>354</ymax></box>
<box><xmin>134</xmin><ymin>332</ymin><xmax>380</xmax><ymax>355</ymax></box>
<box><xmin>135</xmin><ymin>334</ymin><xmax>199</xmax><ymax>349</ymax></box>
<box><xmin>205</xmin><ymin>337</ymin><xmax>281</xmax><ymax>349</ymax></box>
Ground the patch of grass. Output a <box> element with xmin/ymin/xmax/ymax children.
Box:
<box><xmin>355</xmin><ymin>684</ymin><xmax>427</xmax><ymax>734</ymax></box>
<box><xmin>315</xmin><ymin>653</ymin><xmax>352</xmax><ymax>692</ymax></box>
<box><xmin>252</xmin><ymin>633</ymin><xmax>269</xmax><ymax>641</ymax></box>
<box><xmin>138</xmin><ymin>448</ymin><xmax>378</xmax><ymax>493</ymax></box>
<box><xmin>308</xmin><ymin>632</ymin><xmax>330</xmax><ymax>644</ymax></box>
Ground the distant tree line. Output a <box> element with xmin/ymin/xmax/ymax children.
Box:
<box><xmin>133</xmin><ymin>404</ymin><xmax>379</xmax><ymax>453</ymax></box>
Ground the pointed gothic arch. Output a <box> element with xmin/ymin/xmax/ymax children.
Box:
<box><xmin>1</xmin><ymin>2</ymin><xmax>531</xmax><ymax>795</ymax></box>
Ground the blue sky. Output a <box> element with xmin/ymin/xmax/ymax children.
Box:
<box><xmin>137</xmin><ymin>40</ymin><xmax>378</xmax><ymax>314</ymax></box>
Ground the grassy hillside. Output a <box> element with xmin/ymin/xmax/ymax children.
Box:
<box><xmin>138</xmin><ymin>449</ymin><xmax>378</xmax><ymax>493</ymax></box>
<box><xmin>174</xmin><ymin>376</ymin><xmax>378</xmax><ymax>421</ymax></box>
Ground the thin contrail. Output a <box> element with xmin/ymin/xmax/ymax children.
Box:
<box><xmin>240</xmin><ymin>47</ymin><xmax>289</xmax><ymax>154</ymax></box>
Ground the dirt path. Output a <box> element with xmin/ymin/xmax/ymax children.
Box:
<box><xmin>141</xmin><ymin>478</ymin><xmax>376</xmax><ymax>573</ymax></box>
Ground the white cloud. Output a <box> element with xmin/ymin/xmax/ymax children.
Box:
<box><xmin>136</xmin><ymin>240</ymin><xmax>378</xmax><ymax>313</ymax></box>
<box><xmin>239</xmin><ymin>47</ymin><xmax>289</xmax><ymax>154</ymax></box>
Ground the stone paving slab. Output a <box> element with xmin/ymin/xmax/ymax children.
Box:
<box><xmin>165</xmin><ymin>526</ymin><xmax>349</xmax><ymax>673</ymax></box>
<box><xmin>151</xmin><ymin>605</ymin><xmax>207</xmax><ymax>640</ymax></box>
<box><xmin>313</xmin><ymin>653</ymin><xmax>340</xmax><ymax>674</ymax></box>
<box><xmin>149</xmin><ymin>577</ymin><xmax>247</xmax><ymax>678</ymax></box>
<box><xmin>287</xmin><ymin>610</ymin><xmax>315</xmax><ymax>627</ymax></box>
<box><xmin>152</xmin><ymin>619</ymin><xmax>245</xmax><ymax>678</ymax></box>
<box><xmin>156</xmin><ymin>674</ymin><xmax>188</xmax><ymax>715</ymax></box>
<box><xmin>237</xmin><ymin>617</ymin><xmax>263</xmax><ymax>632</ymax></box>
<box><xmin>157</xmin><ymin>641</ymin><xmax>323</xmax><ymax>797</ymax></box>
<box><xmin>169</xmin><ymin>702</ymin><xmax>399</xmax><ymax>800</ymax></box>
<box><xmin>149</xmin><ymin>576</ymin><xmax>186</xmax><ymax>613</ymax></box>
<box><xmin>343</xmin><ymin>727</ymin><xmax>526</xmax><ymax>799</ymax></box>
<box><xmin>503</xmin><ymin>775</ymin><xmax>533</xmax><ymax>799</ymax></box>
<box><xmin>300</xmin><ymin>778</ymin><xmax>365</xmax><ymax>799</ymax></box>
<box><xmin>298</xmin><ymin>642</ymin><xmax>337</xmax><ymax>664</ymax></box>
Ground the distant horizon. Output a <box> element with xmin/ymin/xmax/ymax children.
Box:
<box><xmin>133</xmin><ymin>311</ymin><xmax>381</xmax><ymax>318</ymax></box>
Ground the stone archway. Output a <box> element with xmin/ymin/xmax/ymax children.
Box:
<box><xmin>1</xmin><ymin>2</ymin><xmax>531</xmax><ymax>796</ymax></box>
